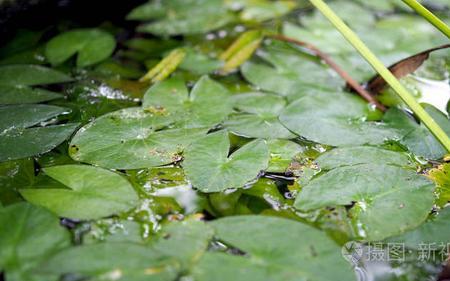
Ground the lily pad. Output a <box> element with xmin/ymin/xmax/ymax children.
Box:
<box><xmin>429</xmin><ymin>163</ymin><xmax>450</xmax><ymax>207</ymax></box>
<box><xmin>0</xmin><ymin>65</ymin><xmax>73</xmax><ymax>86</ymax></box>
<box><xmin>142</xmin><ymin>76</ymin><xmax>232</xmax><ymax>129</ymax></box>
<box><xmin>0</xmin><ymin>203</ymin><xmax>70</xmax><ymax>281</ymax></box>
<box><xmin>267</xmin><ymin>139</ymin><xmax>304</xmax><ymax>173</ymax></box>
<box><xmin>316</xmin><ymin>146</ymin><xmax>413</xmax><ymax>170</ymax></box>
<box><xmin>0</xmin><ymin>85</ymin><xmax>62</xmax><ymax>105</ymax></box>
<box><xmin>183</xmin><ymin>130</ymin><xmax>269</xmax><ymax>192</ymax></box>
<box><xmin>133</xmin><ymin>0</ymin><xmax>235</xmax><ymax>36</ymax></box>
<box><xmin>0</xmin><ymin>104</ymin><xmax>79</xmax><ymax>162</ymax></box>
<box><xmin>384</xmin><ymin>106</ymin><xmax>450</xmax><ymax>160</ymax></box>
<box><xmin>69</xmin><ymin>107</ymin><xmax>207</xmax><ymax>169</ymax></box>
<box><xmin>224</xmin><ymin>92</ymin><xmax>295</xmax><ymax>139</ymax></box>
<box><xmin>20</xmin><ymin>164</ymin><xmax>139</xmax><ymax>220</ymax></box>
<box><xmin>295</xmin><ymin>163</ymin><xmax>435</xmax><ymax>241</ymax></box>
<box><xmin>279</xmin><ymin>91</ymin><xmax>400</xmax><ymax>146</ymax></box>
<box><xmin>389</xmin><ymin>208</ymin><xmax>450</xmax><ymax>249</ymax></box>
<box><xmin>193</xmin><ymin>215</ymin><xmax>356</xmax><ymax>281</ymax></box>
<box><xmin>45</xmin><ymin>29</ymin><xmax>116</xmax><ymax>67</ymax></box>
<box><xmin>241</xmin><ymin>45</ymin><xmax>343</xmax><ymax>96</ymax></box>
<box><xmin>39</xmin><ymin>219</ymin><xmax>213</xmax><ymax>281</ymax></box>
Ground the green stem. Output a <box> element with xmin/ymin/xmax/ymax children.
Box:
<box><xmin>402</xmin><ymin>0</ymin><xmax>450</xmax><ymax>39</ymax></box>
<box><xmin>308</xmin><ymin>0</ymin><xmax>450</xmax><ymax>153</ymax></box>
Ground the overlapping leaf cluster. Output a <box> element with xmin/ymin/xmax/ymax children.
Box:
<box><xmin>0</xmin><ymin>0</ymin><xmax>450</xmax><ymax>280</ymax></box>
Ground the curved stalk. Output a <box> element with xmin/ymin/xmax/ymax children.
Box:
<box><xmin>402</xmin><ymin>0</ymin><xmax>450</xmax><ymax>39</ymax></box>
<box><xmin>308</xmin><ymin>0</ymin><xmax>450</xmax><ymax>153</ymax></box>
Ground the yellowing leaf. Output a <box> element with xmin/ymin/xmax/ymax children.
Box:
<box><xmin>139</xmin><ymin>48</ymin><xmax>186</xmax><ymax>83</ymax></box>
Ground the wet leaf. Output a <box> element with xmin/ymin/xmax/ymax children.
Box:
<box><xmin>193</xmin><ymin>215</ymin><xmax>356</xmax><ymax>281</ymax></box>
<box><xmin>40</xmin><ymin>219</ymin><xmax>213</xmax><ymax>281</ymax></box>
<box><xmin>224</xmin><ymin>92</ymin><xmax>295</xmax><ymax>139</ymax></box>
<box><xmin>69</xmin><ymin>107</ymin><xmax>207</xmax><ymax>169</ymax></box>
<box><xmin>45</xmin><ymin>29</ymin><xmax>116</xmax><ymax>67</ymax></box>
<box><xmin>183</xmin><ymin>130</ymin><xmax>269</xmax><ymax>192</ymax></box>
<box><xmin>295</xmin><ymin>163</ymin><xmax>435</xmax><ymax>241</ymax></box>
<box><xmin>389</xmin><ymin>208</ymin><xmax>450</xmax><ymax>249</ymax></box>
<box><xmin>0</xmin><ymin>104</ymin><xmax>79</xmax><ymax>161</ymax></box>
<box><xmin>0</xmin><ymin>64</ymin><xmax>73</xmax><ymax>86</ymax></box>
<box><xmin>279</xmin><ymin>91</ymin><xmax>400</xmax><ymax>146</ymax></box>
<box><xmin>316</xmin><ymin>146</ymin><xmax>413</xmax><ymax>170</ymax></box>
<box><xmin>267</xmin><ymin>139</ymin><xmax>304</xmax><ymax>173</ymax></box>
<box><xmin>20</xmin><ymin>164</ymin><xmax>139</xmax><ymax>220</ymax></box>
<box><xmin>0</xmin><ymin>159</ymin><xmax>34</xmax><ymax>205</ymax></box>
<box><xmin>0</xmin><ymin>85</ymin><xmax>62</xmax><ymax>105</ymax></box>
<box><xmin>133</xmin><ymin>0</ymin><xmax>236</xmax><ymax>36</ymax></box>
<box><xmin>0</xmin><ymin>203</ymin><xmax>70</xmax><ymax>281</ymax></box>
<box><xmin>143</xmin><ymin>76</ymin><xmax>232</xmax><ymax>128</ymax></box>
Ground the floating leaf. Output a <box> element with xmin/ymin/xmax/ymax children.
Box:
<box><xmin>0</xmin><ymin>159</ymin><xmax>34</xmax><ymax>205</ymax></box>
<box><xmin>143</xmin><ymin>76</ymin><xmax>232</xmax><ymax>128</ymax></box>
<box><xmin>227</xmin><ymin>0</ymin><xmax>298</xmax><ymax>22</ymax></box>
<box><xmin>45</xmin><ymin>29</ymin><xmax>116</xmax><ymax>67</ymax></box>
<box><xmin>316</xmin><ymin>146</ymin><xmax>413</xmax><ymax>170</ymax></box>
<box><xmin>0</xmin><ymin>104</ymin><xmax>78</xmax><ymax>162</ymax></box>
<box><xmin>241</xmin><ymin>45</ymin><xmax>343</xmax><ymax>96</ymax></box>
<box><xmin>139</xmin><ymin>48</ymin><xmax>186</xmax><ymax>83</ymax></box>
<box><xmin>224</xmin><ymin>92</ymin><xmax>295</xmax><ymax>139</ymax></box>
<box><xmin>133</xmin><ymin>0</ymin><xmax>235</xmax><ymax>36</ymax></box>
<box><xmin>384</xmin><ymin>105</ymin><xmax>450</xmax><ymax>159</ymax></box>
<box><xmin>267</xmin><ymin>139</ymin><xmax>304</xmax><ymax>173</ymax></box>
<box><xmin>389</xmin><ymin>208</ymin><xmax>450</xmax><ymax>249</ymax></box>
<box><xmin>0</xmin><ymin>85</ymin><xmax>62</xmax><ymax>105</ymax></box>
<box><xmin>295</xmin><ymin>164</ymin><xmax>435</xmax><ymax>241</ymax></box>
<box><xmin>279</xmin><ymin>91</ymin><xmax>400</xmax><ymax>146</ymax></box>
<box><xmin>40</xmin><ymin>219</ymin><xmax>213</xmax><ymax>281</ymax></box>
<box><xmin>69</xmin><ymin>107</ymin><xmax>207</xmax><ymax>169</ymax></box>
<box><xmin>183</xmin><ymin>130</ymin><xmax>269</xmax><ymax>192</ymax></box>
<box><xmin>193</xmin><ymin>215</ymin><xmax>356</xmax><ymax>281</ymax></box>
<box><xmin>0</xmin><ymin>203</ymin><xmax>70</xmax><ymax>281</ymax></box>
<box><xmin>0</xmin><ymin>64</ymin><xmax>73</xmax><ymax>86</ymax></box>
<box><xmin>20</xmin><ymin>165</ymin><xmax>139</xmax><ymax>220</ymax></box>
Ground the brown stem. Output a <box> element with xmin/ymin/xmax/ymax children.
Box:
<box><xmin>269</xmin><ymin>34</ymin><xmax>386</xmax><ymax>112</ymax></box>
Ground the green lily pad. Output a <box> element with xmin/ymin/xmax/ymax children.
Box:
<box><xmin>316</xmin><ymin>146</ymin><xmax>413</xmax><ymax>170</ymax></box>
<box><xmin>389</xmin><ymin>208</ymin><xmax>450</xmax><ymax>249</ymax></box>
<box><xmin>20</xmin><ymin>164</ymin><xmax>139</xmax><ymax>220</ymax></box>
<box><xmin>241</xmin><ymin>45</ymin><xmax>342</xmax><ymax>96</ymax></box>
<box><xmin>0</xmin><ymin>65</ymin><xmax>73</xmax><ymax>86</ymax></box>
<box><xmin>384</xmin><ymin>106</ymin><xmax>450</xmax><ymax>160</ymax></box>
<box><xmin>0</xmin><ymin>64</ymin><xmax>71</xmax><ymax>105</ymax></box>
<box><xmin>429</xmin><ymin>163</ymin><xmax>450</xmax><ymax>207</ymax></box>
<box><xmin>0</xmin><ymin>104</ymin><xmax>79</xmax><ymax>162</ymax></box>
<box><xmin>193</xmin><ymin>215</ymin><xmax>356</xmax><ymax>281</ymax></box>
<box><xmin>0</xmin><ymin>203</ymin><xmax>70</xmax><ymax>281</ymax></box>
<box><xmin>69</xmin><ymin>107</ymin><xmax>207</xmax><ymax>169</ymax></box>
<box><xmin>183</xmin><ymin>131</ymin><xmax>269</xmax><ymax>192</ymax></box>
<box><xmin>279</xmin><ymin>91</ymin><xmax>400</xmax><ymax>146</ymax></box>
<box><xmin>132</xmin><ymin>0</ymin><xmax>235</xmax><ymax>36</ymax></box>
<box><xmin>45</xmin><ymin>29</ymin><xmax>116</xmax><ymax>67</ymax></box>
<box><xmin>224</xmin><ymin>92</ymin><xmax>295</xmax><ymax>139</ymax></box>
<box><xmin>142</xmin><ymin>76</ymin><xmax>232</xmax><ymax>129</ymax></box>
<box><xmin>40</xmin><ymin>219</ymin><xmax>213</xmax><ymax>281</ymax></box>
<box><xmin>295</xmin><ymin>163</ymin><xmax>435</xmax><ymax>241</ymax></box>
<box><xmin>0</xmin><ymin>159</ymin><xmax>34</xmax><ymax>205</ymax></box>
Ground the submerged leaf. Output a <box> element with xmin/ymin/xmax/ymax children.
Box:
<box><xmin>45</xmin><ymin>29</ymin><xmax>116</xmax><ymax>67</ymax></box>
<box><xmin>183</xmin><ymin>130</ymin><xmax>269</xmax><ymax>192</ymax></box>
<box><xmin>20</xmin><ymin>165</ymin><xmax>139</xmax><ymax>220</ymax></box>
